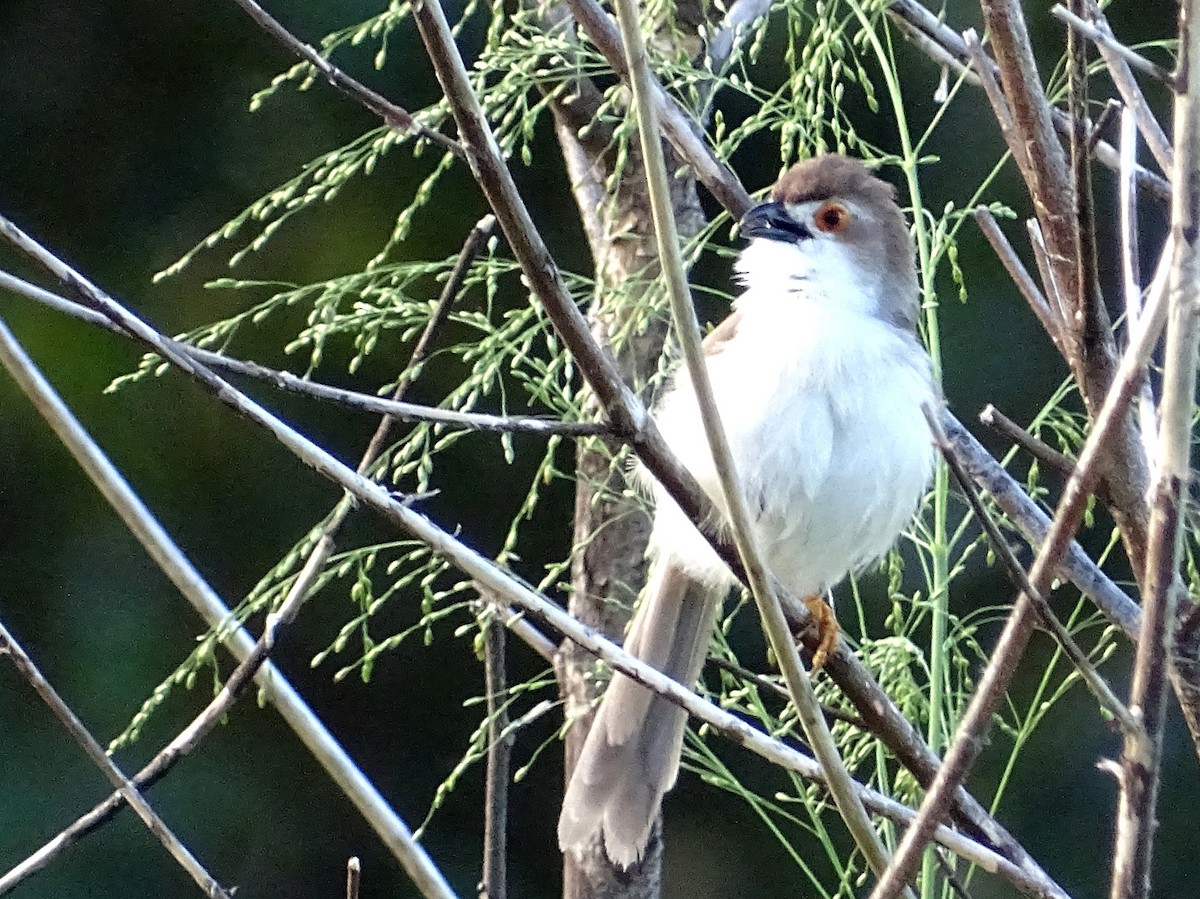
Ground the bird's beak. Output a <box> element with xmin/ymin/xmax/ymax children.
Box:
<box><xmin>739</xmin><ymin>201</ymin><xmax>812</xmax><ymax>243</ymax></box>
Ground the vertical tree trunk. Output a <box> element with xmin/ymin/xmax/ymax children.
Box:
<box><xmin>552</xmin><ymin>99</ymin><xmax>705</xmax><ymax>898</ymax></box>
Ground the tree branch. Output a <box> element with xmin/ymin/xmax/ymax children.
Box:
<box><xmin>1051</xmin><ymin>4</ymin><xmax>1175</xmax><ymax>85</ymax></box>
<box><xmin>1109</xmin><ymin>0</ymin><xmax>1200</xmax><ymax>891</ymax></box>
<box><xmin>973</xmin><ymin>204</ymin><xmax>1068</xmax><ymax>355</ymax></box>
<box><xmin>229</xmin><ymin>0</ymin><xmax>463</xmax><ymax>158</ymax></box>
<box><xmin>1052</xmin><ymin>4</ymin><xmax>1173</xmax><ymax>175</ymax></box>
<box><xmin>0</xmin><ymin>286</ymin><xmax>457</xmax><ymax>899</ymax></box>
<box><xmin>0</xmin><ymin>611</ymin><xmax>232</xmax><ymax>899</ymax></box>
<box><xmin>558</xmin><ymin>0</ymin><xmax>754</xmax><ymax>217</ymax></box>
<box><xmin>886</xmin><ymin>0</ymin><xmax>1170</xmax><ymax>201</ymax></box>
<box><xmin>479</xmin><ymin>606</ymin><xmax>511</xmax><ymax>899</ymax></box>
<box><xmin>869</xmin><ymin>233</ymin><xmax>1171</xmax><ymax>899</ymax></box>
<box><xmin>943</xmin><ymin>414</ymin><xmax>1142</xmax><ymax>641</ymax></box>
<box><xmin>929</xmin><ymin>407</ymin><xmax>1141</xmax><ymax>735</ymax></box>
<box><xmin>979</xmin><ymin>404</ymin><xmax>1078</xmax><ymax>481</ymax></box>
<box><xmin>0</xmin><ymin>201</ymin><xmax>1074</xmax><ymax>899</ymax></box>
<box><xmin>2</xmin><ymin>262</ymin><xmax>603</xmax><ymax>438</ymax></box>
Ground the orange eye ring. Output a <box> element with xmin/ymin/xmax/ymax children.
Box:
<box><xmin>814</xmin><ymin>202</ymin><xmax>850</xmax><ymax>234</ymax></box>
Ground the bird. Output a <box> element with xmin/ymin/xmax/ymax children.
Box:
<box><xmin>557</xmin><ymin>154</ymin><xmax>939</xmax><ymax>869</ymax></box>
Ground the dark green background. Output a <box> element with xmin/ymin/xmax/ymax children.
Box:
<box><xmin>0</xmin><ymin>1</ymin><xmax>1191</xmax><ymax>897</ymax></box>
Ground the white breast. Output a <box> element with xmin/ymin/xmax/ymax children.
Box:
<box><xmin>647</xmin><ymin>252</ymin><xmax>937</xmax><ymax>599</ymax></box>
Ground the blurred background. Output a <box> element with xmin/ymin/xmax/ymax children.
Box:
<box><xmin>0</xmin><ymin>0</ymin><xmax>1192</xmax><ymax>897</ymax></box>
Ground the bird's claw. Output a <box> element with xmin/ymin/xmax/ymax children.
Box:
<box><xmin>802</xmin><ymin>594</ymin><xmax>839</xmax><ymax>672</ymax></box>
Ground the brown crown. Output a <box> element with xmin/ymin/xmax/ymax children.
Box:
<box><xmin>771</xmin><ymin>154</ymin><xmax>898</xmax><ymax>211</ymax></box>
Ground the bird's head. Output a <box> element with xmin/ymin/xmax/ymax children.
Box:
<box><xmin>736</xmin><ymin>155</ymin><xmax>920</xmax><ymax>330</ymax></box>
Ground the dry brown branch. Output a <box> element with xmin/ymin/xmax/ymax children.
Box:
<box><xmin>0</xmin><ymin>610</ymin><xmax>232</xmax><ymax>899</ymax></box>
<box><xmin>0</xmin><ymin>216</ymin><xmax>488</xmax><ymax>893</ymax></box>
<box><xmin>558</xmin><ymin>0</ymin><xmax>754</xmax><ymax>217</ymax></box>
<box><xmin>1051</xmin><ymin>4</ymin><xmax>1174</xmax><ymax>86</ymax></box>
<box><xmin>869</xmin><ymin>243</ymin><xmax>1171</xmax><ymax>898</ymax></box>
<box><xmin>978</xmin><ymin>0</ymin><xmax>1153</xmax><ymax>570</ymax></box>
<box><xmin>0</xmin><ymin>216</ymin><xmax>505</xmax><ymax>896</ymax></box>
<box><xmin>943</xmin><ymin>415</ymin><xmax>1141</xmax><ymax>641</ymax></box>
<box><xmin>972</xmin><ymin>205</ymin><xmax>1068</xmax><ymax>354</ymax></box>
<box><xmin>0</xmin><ymin>222</ymin><xmax>459</xmax><ymax>899</ymax></box>
<box><xmin>480</xmin><ymin>607</ymin><xmax>511</xmax><ymax>899</ymax></box>
<box><xmin>0</xmin><ymin>258</ymin><xmax>598</xmax><ymax>439</ymax></box>
<box><xmin>1052</xmin><ymin>4</ymin><xmax>1175</xmax><ymax>173</ymax></box>
<box><xmin>1110</xmin><ymin>1</ymin><xmax>1200</xmax><ymax>892</ymax></box>
<box><xmin>979</xmin><ymin>404</ymin><xmax>1077</xmax><ymax>481</ymax></box>
<box><xmin>887</xmin><ymin>0</ymin><xmax>1170</xmax><ymax>201</ymax></box>
<box><xmin>928</xmin><ymin>407</ymin><xmax>1139</xmax><ymax>733</ymax></box>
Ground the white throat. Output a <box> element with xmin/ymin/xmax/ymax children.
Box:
<box><xmin>733</xmin><ymin>236</ymin><xmax>883</xmax><ymax>320</ymax></box>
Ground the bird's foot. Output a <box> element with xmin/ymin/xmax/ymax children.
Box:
<box><xmin>802</xmin><ymin>595</ymin><xmax>839</xmax><ymax>672</ymax></box>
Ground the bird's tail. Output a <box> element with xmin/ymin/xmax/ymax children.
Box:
<box><xmin>557</xmin><ymin>557</ymin><xmax>723</xmax><ymax>868</ymax></box>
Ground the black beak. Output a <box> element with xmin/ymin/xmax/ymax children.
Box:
<box><xmin>739</xmin><ymin>201</ymin><xmax>812</xmax><ymax>243</ymax></box>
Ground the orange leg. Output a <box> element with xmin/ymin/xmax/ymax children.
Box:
<box><xmin>802</xmin><ymin>594</ymin><xmax>840</xmax><ymax>672</ymax></box>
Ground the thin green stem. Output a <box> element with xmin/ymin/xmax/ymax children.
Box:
<box><xmin>845</xmin><ymin>10</ymin><xmax>950</xmax><ymax>895</ymax></box>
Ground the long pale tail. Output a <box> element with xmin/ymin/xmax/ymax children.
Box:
<box><xmin>558</xmin><ymin>558</ymin><xmax>723</xmax><ymax>868</ymax></box>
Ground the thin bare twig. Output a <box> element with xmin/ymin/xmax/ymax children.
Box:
<box><xmin>1086</xmin><ymin>99</ymin><xmax>1123</xmax><ymax>154</ymax></box>
<box><xmin>1110</xmin><ymin>2</ymin><xmax>1200</xmax><ymax>891</ymax></box>
<box><xmin>1066</xmin><ymin>0</ymin><xmax>1107</xmax><ymax>438</ymax></box>
<box><xmin>0</xmin><ymin>218</ymin><xmax>495</xmax><ymax>895</ymax></box>
<box><xmin>943</xmin><ymin>414</ymin><xmax>1141</xmax><ymax>641</ymax></box>
<box><xmin>1</xmin><ymin>283</ymin><xmax>601</xmax><ymax>438</ymax></box>
<box><xmin>963</xmin><ymin>30</ymin><xmax>1020</xmax><ymax>160</ymax></box>
<box><xmin>698</xmin><ymin>0</ymin><xmax>772</xmax><ymax>117</ymax></box>
<box><xmin>869</xmin><ymin>242</ymin><xmax>1171</xmax><ymax>899</ymax></box>
<box><xmin>1120</xmin><ymin>109</ymin><xmax>1144</xmax><ymax>323</ymax></box>
<box><xmin>479</xmin><ymin>607</ymin><xmax>510</xmax><ymax>899</ymax></box>
<box><xmin>229</xmin><ymin>0</ymin><xmax>463</xmax><ymax>158</ymax></box>
<box><xmin>1051</xmin><ymin>5</ymin><xmax>1175</xmax><ymax>85</ymax></box>
<box><xmin>1118</xmin><ymin>108</ymin><xmax>1161</xmax><ymax>464</ymax></box>
<box><xmin>972</xmin><ymin>205</ymin><xmax>1067</xmax><ymax>354</ymax></box>
<box><xmin>979</xmin><ymin>404</ymin><xmax>1077</xmax><ymax>480</ymax></box>
<box><xmin>1051</xmin><ymin>4</ymin><xmax>1173</xmax><ymax>175</ymax></box>
<box><xmin>887</xmin><ymin>0</ymin><xmax>1171</xmax><ymax>202</ymax></box>
<box><xmin>928</xmin><ymin>407</ymin><xmax>1141</xmax><ymax>734</ymax></box>
<box><xmin>0</xmin><ymin>305</ymin><xmax>456</xmax><ymax>899</ymax></box>
<box><xmin>934</xmin><ymin>849</ymin><xmax>976</xmax><ymax>899</ymax></box>
<box><xmin>0</xmin><ymin>202</ymin><xmax>1070</xmax><ymax>899</ymax></box>
<box><xmin>0</xmin><ymin>613</ymin><xmax>232</xmax><ymax>899</ymax></box>
<box><xmin>248</xmin><ymin>369</ymin><xmax>605</xmax><ymax>436</ymax></box>
<box><xmin>559</xmin><ymin>0</ymin><xmax>755</xmax><ymax>217</ymax></box>
<box><xmin>1025</xmin><ymin>219</ymin><xmax>1073</xmax><ymax>337</ymax></box>
<box><xmin>1</xmin><ymin>260</ymin><xmax>597</xmax><ymax>439</ymax></box>
<box><xmin>707</xmin><ymin>657</ymin><xmax>868</xmax><ymax>729</ymax></box>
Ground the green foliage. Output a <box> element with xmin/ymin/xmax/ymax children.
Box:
<box><xmin>116</xmin><ymin>0</ymin><xmax>1133</xmax><ymax>894</ymax></box>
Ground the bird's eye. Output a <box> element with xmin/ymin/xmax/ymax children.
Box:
<box><xmin>814</xmin><ymin>202</ymin><xmax>850</xmax><ymax>234</ymax></box>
